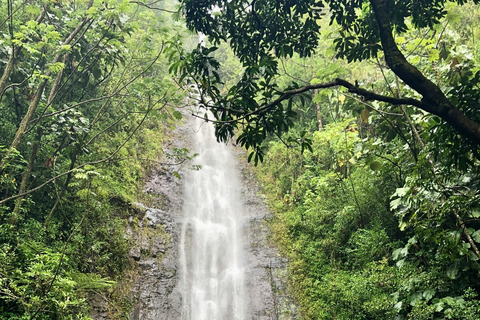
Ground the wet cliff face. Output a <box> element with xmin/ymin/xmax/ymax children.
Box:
<box><xmin>127</xmin><ymin>165</ymin><xmax>184</xmax><ymax>320</ymax></box>
<box><xmin>89</xmin><ymin>122</ymin><xmax>296</xmax><ymax>320</ymax></box>
<box><xmin>237</xmin><ymin>149</ymin><xmax>298</xmax><ymax>320</ymax></box>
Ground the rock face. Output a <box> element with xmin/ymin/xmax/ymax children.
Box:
<box><xmin>89</xmin><ymin>122</ymin><xmax>296</xmax><ymax>319</ymax></box>
<box><xmin>127</xmin><ymin>166</ymin><xmax>184</xmax><ymax>320</ymax></box>
<box><xmin>237</xmin><ymin>150</ymin><xmax>298</xmax><ymax>320</ymax></box>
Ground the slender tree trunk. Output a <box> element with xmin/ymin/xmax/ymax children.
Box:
<box><xmin>0</xmin><ymin>7</ymin><xmax>46</xmax><ymax>102</ymax></box>
<box><xmin>454</xmin><ymin>211</ymin><xmax>480</xmax><ymax>261</ymax></box>
<box><xmin>10</xmin><ymin>129</ymin><xmax>42</xmax><ymax>224</ymax></box>
<box><xmin>394</xmin><ymin>76</ymin><xmax>424</xmax><ymax>149</ymax></box>
<box><xmin>0</xmin><ymin>50</ymin><xmax>15</xmax><ymax>99</ymax></box>
<box><xmin>11</xmin><ymin>52</ymin><xmax>67</xmax><ymax>221</ymax></box>
<box><xmin>0</xmin><ymin>12</ymin><xmax>92</xmax><ymax>175</ymax></box>
<box><xmin>47</xmin><ymin>54</ymin><xmax>68</xmax><ymax>105</ymax></box>
<box><xmin>43</xmin><ymin>152</ymin><xmax>77</xmax><ymax>228</ymax></box>
<box><xmin>310</xmin><ymin>56</ymin><xmax>323</xmax><ymax>131</ymax></box>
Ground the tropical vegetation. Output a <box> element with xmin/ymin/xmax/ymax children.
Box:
<box><xmin>175</xmin><ymin>0</ymin><xmax>480</xmax><ymax>319</ymax></box>
<box><xmin>2</xmin><ymin>0</ymin><xmax>480</xmax><ymax>319</ymax></box>
<box><xmin>0</xmin><ymin>0</ymin><xmax>190</xmax><ymax>318</ymax></box>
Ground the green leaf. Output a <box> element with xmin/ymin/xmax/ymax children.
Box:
<box><xmin>396</xmin><ymin>36</ymin><xmax>406</xmax><ymax>44</ymax></box>
<box><xmin>470</xmin><ymin>210</ymin><xmax>480</xmax><ymax>218</ymax></box>
<box><xmin>446</xmin><ymin>265</ymin><xmax>459</xmax><ymax>279</ymax></box>
<box><xmin>471</xmin><ymin>230</ymin><xmax>480</xmax><ymax>243</ymax></box>
<box><xmin>59</xmin><ymin>45</ymin><xmax>72</xmax><ymax>53</ymax></box>
<box><xmin>390</xmin><ymin>198</ymin><xmax>401</xmax><ymax>210</ymax></box>
<box><xmin>248</xmin><ymin>151</ymin><xmax>254</xmax><ymax>163</ymax></box>
<box><xmin>48</xmin><ymin>62</ymin><xmax>65</xmax><ymax>73</ymax></box>
<box><xmin>86</xmin><ymin>6</ymin><xmax>99</xmax><ymax>17</ymax></box>
<box><xmin>428</xmin><ymin>49</ymin><xmax>440</xmax><ymax>62</ymax></box>
<box><xmin>434</xmin><ymin>301</ymin><xmax>444</xmax><ymax>312</ymax></box>
<box><xmin>369</xmin><ymin>160</ymin><xmax>382</xmax><ymax>171</ymax></box>
<box><xmin>360</xmin><ymin>108</ymin><xmax>369</xmax><ymax>122</ymax></box>
<box><xmin>469</xmin><ymin>251</ymin><xmax>479</xmax><ymax>261</ymax></box>
<box><xmin>394</xmin><ymin>301</ymin><xmax>403</xmax><ymax>310</ymax></box>
<box><xmin>423</xmin><ymin>289</ymin><xmax>436</xmax><ymax>301</ymax></box>
<box><xmin>410</xmin><ymin>292</ymin><xmax>423</xmax><ymax>306</ymax></box>
<box><xmin>173</xmin><ymin>110</ymin><xmax>182</xmax><ymax>120</ymax></box>
<box><xmin>393</xmin><ymin>187</ymin><xmax>408</xmax><ymax>197</ymax></box>
<box><xmin>410</xmin><ymin>55</ymin><xmax>421</xmax><ymax>65</ymax></box>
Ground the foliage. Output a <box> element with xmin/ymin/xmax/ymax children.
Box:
<box><xmin>242</xmin><ymin>4</ymin><xmax>480</xmax><ymax>317</ymax></box>
<box><xmin>175</xmin><ymin>0</ymin><xmax>480</xmax><ymax>162</ymax></box>
<box><xmin>0</xmin><ymin>0</ymin><xmax>190</xmax><ymax>318</ymax></box>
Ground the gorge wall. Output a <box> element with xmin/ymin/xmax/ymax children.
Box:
<box><xmin>90</xmin><ymin>121</ymin><xmax>297</xmax><ymax>319</ymax></box>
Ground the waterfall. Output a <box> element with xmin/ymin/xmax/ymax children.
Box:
<box><xmin>179</xmin><ymin>119</ymin><xmax>247</xmax><ymax>320</ymax></box>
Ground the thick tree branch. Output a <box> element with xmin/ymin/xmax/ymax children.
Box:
<box><xmin>200</xmin><ymin>78</ymin><xmax>423</xmax><ymax>124</ymax></box>
<box><xmin>262</xmin><ymin>78</ymin><xmax>423</xmax><ymax>114</ymax></box>
<box><xmin>369</xmin><ymin>0</ymin><xmax>480</xmax><ymax>144</ymax></box>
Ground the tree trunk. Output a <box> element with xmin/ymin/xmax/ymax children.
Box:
<box><xmin>369</xmin><ymin>0</ymin><xmax>480</xmax><ymax>144</ymax></box>
<box><xmin>0</xmin><ymin>12</ymin><xmax>92</xmax><ymax>174</ymax></box>
<box><xmin>0</xmin><ymin>50</ymin><xmax>16</xmax><ymax>100</ymax></box>
<box><xmin>10</xmin><ymin>129</ymin><xmax>42</xmax><ymax>224</ymax></box>
<box><xmin>0</xmin><ymin>6</ymin><xmax>47</xmax><ymax>102</ymax></box>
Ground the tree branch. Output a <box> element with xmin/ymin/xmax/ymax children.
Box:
<box><xmin>130</xmin><ymin>0</ymin><xmax>177</xmax><ymax>13</ymax></box>
<box><xmin>29</xmin><ymin>47</ymin><xmax>163</xmax><ymax>125</ymax></box>
<box><xmin>200</xmin><ymin>78</ymin><xmax>423</xmax><ymax>124</ymax></box>
<box><xmin>0</xmin><ymin>99</ymin><xmax>158</xmax><ymax>206</ymax></box>
<box><xmin>369</xmin><ymin>0</ymin><xmax>480</xmax><ymax>144</ymax></box>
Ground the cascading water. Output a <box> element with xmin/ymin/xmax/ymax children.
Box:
<box><xmin>179</xmin><ymin>119</ymin><xmax>247</xmax><ymax>320</ymax></box>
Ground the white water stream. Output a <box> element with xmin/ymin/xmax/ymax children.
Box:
<box><xmin>179</xmin><ymin>120</ymin><xmax>247</xmax><ymax>320</ymax></box>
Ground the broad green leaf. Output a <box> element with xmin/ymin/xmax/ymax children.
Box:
<box><xmin>428</xmin><ymin>49</ymin><xmax>440</xmax><ymax>62</ymax></box>
<box><xmin>470</xmin><ymin>210</ymin><xmax>480</xmax><ymax>218</ymax></box>
<box><xmin>469</xmin><ymin>251</ymin><xmax>479</xmax><ymax>261</ymax></box>
<box><xmin>394</xmin><ymin>301</ymin><xmax>402</xmax><ymax>310</ymax></box>
<box><xmin>173</xmin><ymin>110</ymin><xmax>183</xmax><ymax>120</ymax></box>
<box><xmin>446</xmin><ymin>265</ymin><xmax>458</xmax><ymax>279</ymax></box>
<box><xmin>48</xmin><ymin>62</ymin><xmax>65</xmax><ymax>73</ymax></box>
<box><xmin>434</xmin><ymin>301</ymin><xmax>444</xmax><ymax>312</ymax></box>
<box><xmin>423</xmin><ymin>289</ymin><xmax>436</xmax><ymax>301</ymax></box>
<box><xmin>410</xmin><ymin>56</ymin><xmax>421</xmax><ymax>65</ymax></box>
<box><xmin>393</xmin><ymin>187</ymin><xmax>408</xmax><ymax>197</ymax></box>
<box><xmin>396</xmin><ymin>36</ymin><xmax>406</xmax><ymax>44</ymax></box>
<box><xmin>471</xmin><ymin>230</ymin><xmax>480</xmax><ymax>243</ymax></box>
<box><xmin>392</xmin><ymin>248</ymin><xmax>403</xmax><ymax>260</ymax></box>
<box><xmin>410</xmin><ymin>292</ymin><xmax>423</xmax><ymax>306</ymax></box>
<box><xmin>390</xmin><ymin>198</ymin><xmax>401</xmax><ymax>210</ymax></box>
<box><xmin>369</xmin><ymin>160</ymin><xmax>382</xmax><ymax>171</ymax></box>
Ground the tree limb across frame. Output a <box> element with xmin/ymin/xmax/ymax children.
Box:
<box><xmin>194</xmin><ymin>78</ymin><xmax>424</xmax><ymax>125</ymax></box>
<box><xmin>179</xmin><ymin>0</ymin><xmax>480</xmax><ymax>146</ymax></box>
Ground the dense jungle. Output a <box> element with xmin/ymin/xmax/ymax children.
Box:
<box><xmin>1</xmin><ymin>0</ymin><xmax>480</xmax><ymax>319</ymax></box>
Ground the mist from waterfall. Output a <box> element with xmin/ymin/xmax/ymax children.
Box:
<box><xmin>179</xmin><ymin>119</ymin><xmax>247</xmax><ymax>320</ymax></box>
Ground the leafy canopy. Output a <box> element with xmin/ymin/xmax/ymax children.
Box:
<box><xmin>176</xmin><ymin>0</ymin><xmax>480</xmax><ymax>162</ymax></box>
